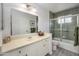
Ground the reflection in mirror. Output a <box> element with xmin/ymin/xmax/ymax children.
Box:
<box><xmin>0</xmin><ymin>3</ymin><xmax>3</xmax><ymax>30</ymax></box>
<box><xmin>11</xmin><ymin>9</ymin><xmax>38</xmax><ymax>35</ymax></box>
<box><xmin>0</xmin><ymin>4</ymin><xmax>1</xmax><ymax>30</ymax></box>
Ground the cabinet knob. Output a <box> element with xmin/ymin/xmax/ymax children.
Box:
<box><xmin>43</xmin><ymin>44</ymin><xmax>46</xmax><ymax>47</ymax></box>
<box><xmin>19</xmin><ymin>50</ymin><xmax>21</xmax><ymax>53</ymax></box>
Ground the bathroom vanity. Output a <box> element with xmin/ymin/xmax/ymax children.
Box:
<box><xmin>0</xmin><ymin>33</ymin><xmax>52</xmax><ymax>56</ymax></box>
<box><xmin>0</xmin><ymin>6</ymin><xmax>52</xmax><ymax>56</ymax></box>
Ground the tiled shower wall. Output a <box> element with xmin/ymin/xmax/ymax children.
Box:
<box><xmin>50</xmin><ymin>7</ymin><xmax>79</xmax><ymax>18</ymax></box>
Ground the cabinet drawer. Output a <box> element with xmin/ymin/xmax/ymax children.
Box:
<box><xmin>17</xmin><ymin>46</ymin><xmax>27</xmax><ymax>56</ymax></box>
<box><xmin>3</xmin><ymin>46</ymin><xmax>27</xmax><ymax>56</ymax></box>
<box><xmin>26</xmin><ymin>38</ymin><xmax>49</xmax><ymax>56</ymax></box>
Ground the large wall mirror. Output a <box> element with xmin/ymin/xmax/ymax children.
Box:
<box><xmin>11</xmin><ymin>9</ymin><xmax>38</xmax><ymax>35</ymax></box>
<box><xmin>0</xmin><ymin>4</ymin><xmax>1</xmax><ymax>30</ymax></box>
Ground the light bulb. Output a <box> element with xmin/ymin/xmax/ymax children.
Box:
<box><xmin>31</xmin><ymin>8</ymin><xmax>37</xmax><ymax>12</ymax></box>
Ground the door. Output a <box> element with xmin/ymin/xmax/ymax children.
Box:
<box><xmin>50</xmin><ymin>19</ymin><xmax>61</xmax><ymax>40</ymax></box>
<box><xmin>61</xmin><ymin>16</ymin><xmax>77</xmax><ymax>43</ymax></box>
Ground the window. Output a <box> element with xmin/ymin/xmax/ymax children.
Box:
<box><xmin>58</xmin><ymin>17</ymin><xmax>72</xmax><ymax>24</ymax></box>
<box><xmin>65</xmin><ymin>17</ymin><xmax>72</xmax><ymax>23</ymax></box>
<box><xmin>58</xmin><ymin>18</ymin><xmax>64</xmax><ymax>24</ymax></box>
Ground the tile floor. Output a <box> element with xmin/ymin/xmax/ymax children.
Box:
<box><xmin>46</xmin><ymin>47</ymin><xmax>79</xmax><ymax>56</ymax></box>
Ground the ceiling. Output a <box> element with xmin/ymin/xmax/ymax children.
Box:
<box><xmin>37</xmin><ymin>3</ymin><xmax>79</xmax><ymax>13</ymax></box>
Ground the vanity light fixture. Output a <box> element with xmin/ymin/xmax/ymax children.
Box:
<box><xmin>26</xmin><ymin>4</ymin><xmax>37</xmax><ymax>12</ymax></box>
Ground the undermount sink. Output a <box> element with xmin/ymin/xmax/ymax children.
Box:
<box><xmin>25</xmin><ymin>36</ymin><xmax>33</xmax><ymax>41</ymax></box>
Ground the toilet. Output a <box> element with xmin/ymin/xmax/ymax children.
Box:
<box><xmin>52</xmin><ymin>40</ymin><xmax>59</xmax><ymax>50</ymax></box>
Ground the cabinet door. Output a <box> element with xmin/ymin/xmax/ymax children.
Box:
<box><xmin>37</xmin><ymin>38</ymin><xmax>49</xmax><ymax>56</ymax></box>
<box><xmin>3</xmin><ymin>46</ymin><xmax>27</xmax><ymax>56</ymax></box>
<box><xmin>17</xmin><ymin>46</ymin><xmax>27</xmax><ymax>56</ymax></box>
<box><xmin>26</xmin><ymin>43</ymin><xmax>39</xmax><ymax>56</ymax></box>
<box><xmin>27</xmin><ymin>38</ymin><xmax>49</xmax><ymax>56</ymax></box>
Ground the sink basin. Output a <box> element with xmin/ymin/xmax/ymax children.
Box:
<box><xmin>27</xmin><ymin>36</ymin><xmax>32</xmax><ymax>39</ymax></box>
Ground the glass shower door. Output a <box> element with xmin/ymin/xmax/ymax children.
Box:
<box><xmin>50</xmin><ymin>19</ymin><xmax>61</xmax><ymax>40</ymax></box>
<box><xmin>62</xmin><ymin>16</ymin><xmax>77</xmax><ymax>43</ymax></box>
<box><xmin>50</xmin><ymin>16</ymin><xmax>77</xmax><ymax>44</ymax></box>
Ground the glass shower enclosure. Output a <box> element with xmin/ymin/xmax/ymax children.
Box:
<box><xmin>50</xmin><ymin>15</ymin><xmax>77</xmax><ymax>44</ymax></box>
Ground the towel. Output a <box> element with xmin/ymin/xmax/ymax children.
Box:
<box><xmin>74</xmin><ymin>27</ymin><xmax>79</xmax><ymax>46</ymax></box>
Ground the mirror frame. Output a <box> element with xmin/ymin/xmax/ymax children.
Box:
<box><xmin>1</xmin><ymin>3</ymin><xmax>3</xmax><ymax>30</ymax></box>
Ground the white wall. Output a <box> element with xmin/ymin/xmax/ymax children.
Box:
<box><xmin>32</xmin><ymin>4</ymin><xmax>50</xmax><ymax>32</ymax></box>
<box><xmin>2</xmin><ymin>3</ymin><xmax>49</xmax><ymax>37</ymax></box>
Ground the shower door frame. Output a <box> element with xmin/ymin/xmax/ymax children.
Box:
<box><xmin>60</xmin><ymin>15</ymin><xmax>78</xmax><ymax>42</ymax></box>
<box><xmin>50</xmin><ymin>14</ymin><xmax>79</xmax><ymax>44</ymax></box>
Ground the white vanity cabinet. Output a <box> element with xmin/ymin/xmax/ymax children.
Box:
<box><xmin>26</xmin><ymin>38</ymin><xmax>49</xmax><ymax>56</ymax></box>
<box><xmin>2</xmin><ymin>38</ymin><xmax>50</xmax><ymax>56</ymax></box>
<box><xmin>3</xmin><ymin>46</ymin><xmax>27</xmax><ymax>56</ymax></box>
<box><xmin>1</xmin><ymin>33</ymin><xmax>52</xmax><ymax>56</ymax></box>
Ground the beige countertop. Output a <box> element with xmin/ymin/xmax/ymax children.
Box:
<box><xmin>0</xmin><ymin>33</ymin><xmax>51</xmax><ymax>53</ymax></box>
